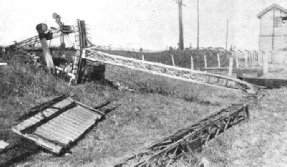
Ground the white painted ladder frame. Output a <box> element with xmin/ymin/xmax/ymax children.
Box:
<box><xmin>83</xmin><ymin>48</ymin><xmax>258</xmax><ymax>94</ymax></box>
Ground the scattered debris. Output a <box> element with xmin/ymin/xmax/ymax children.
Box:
<box><xmin>199</xmin><ymin>157</ymin><xmax>210</xmax><ymax>167</ymax></box>
<box><xmin>114</xmin><ymin>82</ymin><xmax>136</xmax><ymax>92</ymax></box>
<box><xmin>0</xmin><ymin>140</ymin><xmax>9</xmax><ymax>149</ymax></box>
<box><xmin>0</xmin><ymin>62</ymin><xmax>7</xmax><ymax>66</ymax></box>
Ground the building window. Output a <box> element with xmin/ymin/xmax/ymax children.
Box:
<box><xmin>275</xmin><ymin>17</ymin><xmax>283</xmax><ymax>27</ymax></box>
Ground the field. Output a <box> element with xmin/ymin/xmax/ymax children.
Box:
<box><xmin>0</xmin><ymin>50</ymin><xmax>287</xmax><ymax>167</ymax></box>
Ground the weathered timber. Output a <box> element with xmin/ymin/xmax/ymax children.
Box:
<box><xmin>12</xmin><ymin>95</ymin><xmax>104</xmax><ymax>154</ymax></box>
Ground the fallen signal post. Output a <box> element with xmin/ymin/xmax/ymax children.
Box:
<box><xmin>115</xmin><ymin>104</ymin><xmax>249</xmax><ymax>167</ymax></box>
<box><xmin>81</xmin><ymin>48</ymin><xmax>259</xmax><ymax>95</ymax></box>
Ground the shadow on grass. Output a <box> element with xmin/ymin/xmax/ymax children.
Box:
<box><xmin>0</xmin><ymin>138</ymin><xmax>43</xmax><ymax>167</ymax></box>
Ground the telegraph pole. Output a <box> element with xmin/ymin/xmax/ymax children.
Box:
<box><xmin>178</xmin><ymin>0</ymin><xmax>184</xmax><ymax>50</ymax></box>
<box><xmin>197</xmin><ymin>0</ymin><xmax>199</xmax><ymax>50</ymax></box>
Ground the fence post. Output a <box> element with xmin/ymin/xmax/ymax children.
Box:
<box><xmin>142</xmin><ymin>55</ymin><xmax>145</xmax><ymax>61</ymax></box>
<box><xmin>217</xmin><ymin>53</ymin><xmax>221</xmax><ymax>68</ymax></box>
<box><xmin>269</xmin><ymin>51</ymin><xmax>274</xmax><ymax>64</ymax></box>
<box><xmin>235</xmin><ymin>51</ymin><xmax>239</xmax><ymax>69</ymax></box>
<box><xmin>170</xmin><ymin>54</ymin><xmax>175</xmax><ymax>66</ymax></box>
<box><xmin>228</xmin><ymin>52</ymin><xmax>234</xmax><ymax>76</ymax></box>
<box><xmin>244</xmin><ymin>51</ymin><xmax>248</xmax><ymax>67</ymax></box>
<box><xmin>263</xmin><ymin>51</ymin><xmax>268</xmax><ymax>75</ymax></box>
<box><xmin>204</xmin><ymin>53</ymin><xmax>207</xmax><ymax>69</ymax></box>
<box><xmin>190</xmin><ymin>56</ymin><xmax>194</xmax><ymax>70</ymax></box>
<box><xmin>258</xmin><ymin>51</ymin><xmax>263</xmax><ymax>66</ymax></box>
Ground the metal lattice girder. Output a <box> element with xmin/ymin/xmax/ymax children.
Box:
<box><xmin>11</xmin><ymin>28</ymin><xmax>68</xmax><ymax>49</ymax></box>
<box><xmin>83</xmin><ymin>48</ymin><xmax>259</xmax><ymax>94</ymax></box>
<box><xmin>115</xmin><ymin>104</ymin><xmax>249</xmax><ymax>167</ymax></box>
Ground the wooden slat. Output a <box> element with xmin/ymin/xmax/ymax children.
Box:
<box><xmin>34</xmin><ymin>127</ymin><xmax>71</xmax><ymax>144</ymax></box>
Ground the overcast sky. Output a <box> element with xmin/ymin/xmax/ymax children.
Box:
<box><xmin>0</xmin><ymin>0</ymin><xmax>287</xmax><ymax>50</ymax></box>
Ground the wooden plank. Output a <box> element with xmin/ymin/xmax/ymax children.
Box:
<box><xmin>39</xmin><ymin>117</ymin><xmax>80</xmax><ymax>138</ymax></box>
<box><xmin>20</xmin><ymin>102</ymin><xmax>76</xmax><ymax>134</ymax></box>
<box><xmin>34</xmin><ymin>127</ymin><xmax>71</xmax><ymax>144</ymax></box>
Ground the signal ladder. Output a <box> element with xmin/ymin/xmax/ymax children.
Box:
<box><xmin>81</xmin><ymin>48</ymin><xmax>259</xmax><ymax>95</ymax></box>
<box><xmin>115</xmin><ymin>104</ymin><xmax>249</xmax><ymax>167</ymax></box>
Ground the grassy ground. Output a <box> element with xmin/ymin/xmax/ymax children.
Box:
<box><xmin>199</xmin><ymin>88</ymin><xmax>287</xmax><ymax>167</ymax></box>
<box><xmin>1</xmin><ymin>50</ymin><xmax>287</xmax><ymax>167</ymax></box>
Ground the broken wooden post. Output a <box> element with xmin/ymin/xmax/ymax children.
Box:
<box><xmin>190</xmin><ymin>56</ymin><xmax>194</xmax><ymax>70</ymax></box>
<box><xmin>228</xmin><ymin>51</ymin><xmax>234</xmax><ymax>76</ymax></box>
<box><xmin>203</xmin><ymin>53</ymin><xmax>207</xmax><ymax>69</ymax></box>
<box><xmin>170</xmin><ymin>54</ymin><xmax>175</xmax><ymax>66</ymax></box>
<box><xmin>36</xmin><ymin>23</ymin><xmax>55</xmax><ymax>73</ymax></box>
<box><xmin>263</xmin><ymin>51</ymin><xmax>269</xmax><ymax>75</ymax></box>
<box><xmin>40</xmin><ymin>39</ymin><xmax>55</xmax><ymax>72</ymax></box>
<box><xmin>217</xmin><ymin>53</ymin><xmax>221</xmax><ymax>68</ymax></box>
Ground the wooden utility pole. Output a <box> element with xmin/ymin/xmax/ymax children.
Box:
<box><xmin>178</xmin><ymin>0</ymin><xmax>184</xmax><ymax>50</ymax></box>
<box><xmin>226</xmin><ymin>18</ymin><xmax>229</xmax><ymax>50</ymax></box>
<box><xmin>197</xmin><ymin>0</ymin><xmax>199</xmax><ymax>50</ymax></box>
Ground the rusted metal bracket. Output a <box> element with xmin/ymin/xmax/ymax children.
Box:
<box><xmin>115</xmin><ymin>104</ymin><xmax>249</xmax><ymax>167</ymax></box>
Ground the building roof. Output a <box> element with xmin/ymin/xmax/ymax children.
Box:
<box><xmin>257</xmin><ymin>3</ymin><xmax>287</xmax><ymax>19</ymax></box>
